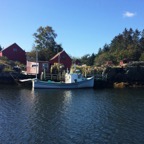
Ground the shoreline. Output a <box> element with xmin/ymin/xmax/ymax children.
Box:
<box><xmin>1</xmin><ymin>73</ymin><xmax>144</xmax><ymax>89</ymax></box>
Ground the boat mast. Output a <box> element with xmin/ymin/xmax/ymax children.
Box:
<box><xmin>36</xmin><ymin>48</ymin><xmax>38</xmax><ymax>79</ymax></box>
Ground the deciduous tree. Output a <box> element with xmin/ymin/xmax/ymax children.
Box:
<box><xmin>29</xmin><ymin>26</ymin><xmax>63</xmax><ymax>61</ymax></box>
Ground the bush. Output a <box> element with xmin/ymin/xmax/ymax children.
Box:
<box><xmin>3</xmin><ymin>67</ymin><xmax>13</xmax><ymax>72</ymax></box>
<box><xmin>0</xmin><ymin>56</ymin><xmax>8</xmax><ymax>61</ymax></box>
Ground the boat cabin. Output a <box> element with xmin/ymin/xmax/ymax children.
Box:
<box><xmin>65</xmin><ymin>73</ymin><xmax>85</xmax><ymax>83</ymax></box>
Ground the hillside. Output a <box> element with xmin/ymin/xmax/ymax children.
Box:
<box><xmin>0</xmin><ymin>56</ymin><xmax>25</xmax><ymax>72</ymax></box>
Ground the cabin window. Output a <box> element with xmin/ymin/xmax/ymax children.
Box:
<box><xmin>62</xmin><ymin>55</ymin><xmax>66</xmax><ymax>60</ymax></box>
<box><xmin>78</xmin><ymin>74</ymin><xmax>81</xmax><ymax>79</ymax></box>
<box><xmin>13</xmin><ymin>48</ymin><xmax>17</xmax><ymax>52</ymax></box>
<box><xmin>42</xmin><ymin>63</ymin><xmax>48</xmax><ymax>69</ymax></box>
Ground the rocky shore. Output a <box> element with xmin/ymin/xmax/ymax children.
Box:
<box><xmin>100</xmin><ymin>65</ymin><xmax>144</xmax><ymax>88</ymax></box>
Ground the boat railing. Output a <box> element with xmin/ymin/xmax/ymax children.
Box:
<box><xmin>42</xmin><ymin>73</ymin><xmax>65</xmax><ymax>81</ymax></box>
<box><xmin>42</xmin><ymin>72</ymin><xmax>102</xmax><ymax>81</ymax></box>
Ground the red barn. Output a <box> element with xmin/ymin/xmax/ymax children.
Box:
<box><xmin>49</xmin><ymin>50</ymin><xmax>72</xmax><ymax>70</ymax></box>
<box><xmin>2</xmin><ymin>43</ymin><xmax>26</xmax><ymax>64</ymax></box>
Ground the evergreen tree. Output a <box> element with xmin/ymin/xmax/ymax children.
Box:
<box><xmin>94</xmin><ymin>28</ymin><xmax>144</xmax><ymax>65</ymax></box>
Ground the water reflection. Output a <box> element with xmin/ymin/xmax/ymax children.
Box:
<box><xmin>63</xmin><ymin>90</ymin><xmax>72</xmax><ymax>104</ymax></box>
<box><xmin>1</xmin><ymin>86</ymin><xmax>144</xmax><ymax>143</ymax></box>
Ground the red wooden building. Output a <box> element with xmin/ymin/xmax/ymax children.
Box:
<box><xmin>49</xmin><ymin>50</ymin><xmax>72</xmax><ymax>70</ymax></box>
<box><xmin>26</xmin><ymin>50</ymin><xmax>72</xmax><ymax>75</ymax></box>
<box><xmin>119</xmin><ymin>59</ymin><xmax>130</xmax><ymax>67</ymax></box>
<box><xmin>2</xmin><ymin>43</ymin><xmax>26</xmax><ymax>64</ymax></box>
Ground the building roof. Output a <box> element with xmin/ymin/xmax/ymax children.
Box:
<box><xmin>50</xmin><ymin>50</ymin><xmax>65</xmax><ymax>60</ymax></box>
<box><xmin>2</xmin><ymin>43</ymin><xmax>25</xmax><ymax>52</ymax></box>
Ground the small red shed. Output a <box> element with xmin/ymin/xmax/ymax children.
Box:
<box><xmin>2</xmin><ymin>43</ymin><xmax>26</xmax><ymax>64</ymax></box>
<box><xmin>120</xmin><ymin>59</ymin><xmax>129</xmax><ymax>67</ymax></box>
<box><xmin>49</xmin><ymin>50</ymin><xmax>72</xmax><ymax>70</ymax></box>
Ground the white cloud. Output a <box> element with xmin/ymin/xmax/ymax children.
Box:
<box><xmin>123</xmin><ymin>11</ymin><xmax>136</xmax><ymax>17</ymax></box>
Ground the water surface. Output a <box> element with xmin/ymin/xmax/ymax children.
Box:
<box><xmin>0</xmin><ymin>85</ymin><xmax>144</xmax><ymax>144</ymax></box>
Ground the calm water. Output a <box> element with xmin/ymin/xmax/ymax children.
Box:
<box><xmin>0</xmin><ymin>85</ymin><xmax>144</xmax><ymax>144</ymax></box>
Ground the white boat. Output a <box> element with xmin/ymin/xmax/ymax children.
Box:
<box><xmin>32</xmin><ymin>73</ymin><xmax>94</xmax><ymax>89</ymax></box>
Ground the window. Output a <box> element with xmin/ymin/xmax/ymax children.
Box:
<box><xmin>13</xmin><ymin>48</ymin><xmax>17</xmax><ymax>52</ymax></box>
<box><xmin>42</xmin><ymin>63</ymin><xmax>48</xmax><ymax>69</ymax></box>
<box><xmin>62</xmin><ymin>55</ymin><xmax>66</xmax><ymax>60</ymax></box>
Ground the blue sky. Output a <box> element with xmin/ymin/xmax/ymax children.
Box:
<box><xmin>1</xmin><ymin>0</ymin><xmax>144</xmax><ymax>58</ymax></box>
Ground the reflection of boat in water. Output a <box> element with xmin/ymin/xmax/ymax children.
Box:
<box><xmin>32</xmin><ymin>73</ymin><xmax>94</xmax><ymax>89</ymax></box>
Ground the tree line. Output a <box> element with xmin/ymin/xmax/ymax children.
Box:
<box><xmin>1</xmin><ymin>26</ymin><xmax>144</xmax><ymax>66</ymax></box>
<box><xmin>27</xmin><ymin>26</ymin><xmax>144</xmax><ymax>66</ymax></box>
<box><xmin>94</xmin><ymin>28</ymin><xmax>144</xmax><ymax>65</ymax></box>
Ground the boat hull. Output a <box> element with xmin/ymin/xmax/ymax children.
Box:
<box><xmin>33</xmin><ymin>77</ymin><xmax>94</xmax><ymax>89</ymax></box>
